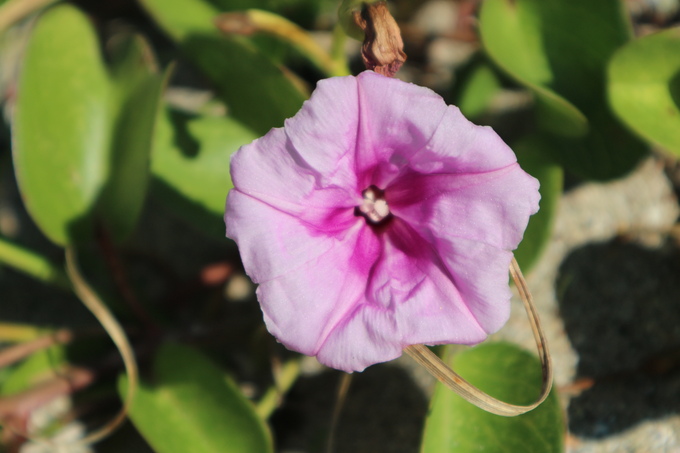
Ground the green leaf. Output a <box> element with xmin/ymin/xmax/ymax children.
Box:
<box><xmin>530</xmin><ymin>84</ymin><xmax>589</xmax><ymax>138</ymax></box>
<box><xmin>514</xmin><ymin>137</ymin><xmax>563</xmax><ymax>273</ymax></box>
<box><xmin>481</xmin><ymin>0</ymin><xmax>632</xmax><ymax>113</ymax></box>
<box><xmin>183</xmin><ymin>34</ymin><xmax>306</xmax><ymax>135</ymax></box>
<box><xmin>478</xmin><ymin>0</ymin><xmax>589</xmax><ymax>137</ymax></box>
<box><xmin>536</xmin><ymin>101</ymin><xmax>647</xmax><ymax>180</ymax></box>
<box><xmin>139</xmin><ymin>0</ymin><xmax>217</xmax><ymax>40</ymax></box>
<box><xmin>209</xmin><ymin>0</ymin><xmax>324</xmax><ymax>28</ymax></box>
<box><xmin>139</xmin><ymin>0</ymin><xmax>307</xmax><ymax>135</ymax></box>
<box><xmin>608</xmin><ymin>27</ymin><xmax>680</xmax><ymax>156</ymax></box>
<box><xmin>119</xmin><ymin>343</ymin><xmax>273</xmax><ymax>453</ymax></box>
<box><xmin>479</xmin><ymin>0</ymin><xmax>647</xmax><ymax>180</ymax></box>
<box><xmin>452</xmin><ymin>60</ymin><xmax>502</xmax><ymax>120</ymax></box>
<box><xmin>421</xmin><ymin>342</ymin><xmax>564</xmax><ymax>453</ymax></box>
<box><xmin>13</xmin><ymin>5</ymin><xmax>165</xmax><ymax>245</ymax></box>
<box><xmin>338</xmin><ymin>0</ymin><xmax>369</xmax><ymax>41</ymax></box>
<box><xmin>13</xmin><ymin>5</ymin><xmax>112</xmax><ymax>245</ymax></box>
<box><xmin>151</xmin><ymin>108</ymin><xmax>257</xmax><ymax>238</ymax></box>
<box><xmin>99</xmin><ymin>34</ymin><xmax>168</xmax><ymax>242</ymax></box>
<box><xmin>0</xmin><ymin>345</ymin><xmax>67</xmax><ymax>396</ymax></box>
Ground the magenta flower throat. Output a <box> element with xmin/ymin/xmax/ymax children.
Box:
<box><xmin>225</xmin><ymin>71</ymin><xmax>540</xmax><ymax>373</ymax></box>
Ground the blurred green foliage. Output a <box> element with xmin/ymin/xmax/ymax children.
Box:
<box><xmin>480</xmin><ymin>0</ymin><xmax>648</xmax><ymax>180</ymax></box>
<box><xmin>119</xmin><ymin>343</ymin><xmax>273</xmax><ymax>453</ymax></box>
<box><xmin>609</xmin><ymin>27</ymin><xmax>680</xmax><ymax>156</ymax></box>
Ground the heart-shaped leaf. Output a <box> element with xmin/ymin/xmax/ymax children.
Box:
<box><xmin>609</xmin><ymin>27</ymin><xmax>680</xmax><ymax>156</ymax></box>
<box><xmin>421</xmin><ymin>342</ymin><xmax>564</xmax><ymax>453</ymax></box>
<box><xmin>119</xmin><ymin>342</ymin><xmax>273</xmax><ymax>453</ymax></box>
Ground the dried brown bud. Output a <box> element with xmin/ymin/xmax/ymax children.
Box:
<box><xmin>353</xmin><ymin>1</ymin><xmax>407</xmax><ymax>77</ymax></box>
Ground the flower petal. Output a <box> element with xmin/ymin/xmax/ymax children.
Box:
<box><xmin>225</xmin><ymin>190</ymin><xmax>357</xmax><ymax>283</ymax></box>
<box><xmin>315</xmin><ymin>307</ymin><xmax>402</xmax><ymax>372</ymax></box>
<box><xmin>387</xmin><ymin>163</ymin><xmax>540</xmax><ymax>250</ymax></box>
<box><xmin>257</xmin><ymin>225</ymin><xmax>382</xmax><ymax>360</ymax></box>
<box><xmin>225</xmin><ymin>71</ymin><xmax>542</xmax><ymax>374</ymax></box>
<box><xmin>408</xmin><ymin>105</ymin><xmax>520</xmax><ymax>174</ymax></box>
<box><xmin>229</xmin><ymin>127</ymin><xmax>357</xmax><ymax>225</ymax></box>
<box><xmin>354</xmin><ymin>71</ymin><xmax>449</xmax><ymax>188</ymax></box>
<box><xmin>284</xmin><ymin>75</ymin><xmax>359</xmax><ymax>188</ymax></box>
<box><xmin>230</xmin><ymin>127</ymin><xmax>310</xmax><ymax>204</ymax></box>
<box><xmin>382</xmin><ymin>220</ymin><xmax>491</xmax><ymax>343</ymax></box>
<box><xmin>317</xmin><ymin>219</ymin><xmax>489</xmax><ymax>372</ymax></box>
<box><xmin>432</xmin><ymin>236</ymin><xmax>514</xmax><ymax>334</ymax></box>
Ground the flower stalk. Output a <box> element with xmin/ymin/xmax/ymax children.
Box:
<box><xmin>255</xmin><ymin>358</ymin><xmax>301</xmax><ymax>419</ymax></box>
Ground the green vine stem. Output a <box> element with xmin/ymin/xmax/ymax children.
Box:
<box><xmin>0</xmin><ymin>236</ymin><xmax>70</xmax><ymax>289</ymax></box>
<box><xmin>0</xmin><ymin>322</ymin><xmax>53</xmax><ymax>342</ymax></box>
<box><xmin>331</xmin><ymin>22</ymin><xmax>349</xmax><ymax>74</ymax></box>
<box><xmin>255</xmin><ymin>358</ymin><xmax>301</xmax><ymax>419</ymax></box>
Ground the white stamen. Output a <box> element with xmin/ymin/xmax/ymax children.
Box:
<box><xmin>359</xmin><ymin>188</ymin><xmax>390</xmax><ymax>223</ymax></box>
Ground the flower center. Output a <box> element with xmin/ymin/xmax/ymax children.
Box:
<box><xmin>357</xmin><ymin>185</ymin><xmax>391</xmax><ymax>224</ymax></box>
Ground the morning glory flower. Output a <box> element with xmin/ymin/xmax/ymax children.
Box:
<box><xmin>225</xmin><ymin>71</ymin><xmax>540</xmax><ymax>373</ymax></box>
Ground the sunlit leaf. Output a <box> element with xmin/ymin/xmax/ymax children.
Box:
<box><xmin>151</xmin><ymin>108</ymin><xmax>257</xmax><ymax>238</ymax></box>
<box><xmin>481</xmin><ymin>0</ymin><xmax>632</xmax><ymax>112</ymax></box>
<box><xmin>478</xmin><ymin>0</ymin><xmax>589</xmax><ymax>137</ymax></box>
<box><xmin>183</xmin><ymin>34</ymin><xmax>307</xmax><ymax>135</ymax></box>
<box><xmin>479</xmin><ymin>0</ymin><xmax>646</xmax><ymax>180</ymax></box>
<box><xmin>13</xmin><ymin>5</ymin><xmax>112</xmax><ymax>245</ymax></box>
<box><xmin>119</xmin><ymin>343</ymin><xmax>273</xmax><ymax>453</ymax></box>
<box><xmin>421</xmin><ymin>342</ymin><xmax>563</xmax><ymax>453</ymax></box>
<box><xmin>609</xmin><ymin>28</ymin><xmax>680</xmax><ymax>156</ymax></box>
<box><xmin>13</xmin><ymin>5</ymin><xmax>165</xmax><ymax>245</ymax></box>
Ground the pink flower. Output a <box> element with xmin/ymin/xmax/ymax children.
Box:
<box><xmin>225</xmin><ymin>71</ymin><xmax>540</xmax><ymax>372</ymax></box>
